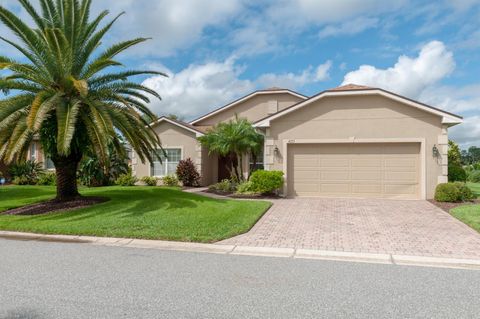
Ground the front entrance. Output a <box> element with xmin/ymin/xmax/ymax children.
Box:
<box><xmin>218</xmin><ymin>156</ymin><xmax>232</xmax><ymax>182</ymax></box>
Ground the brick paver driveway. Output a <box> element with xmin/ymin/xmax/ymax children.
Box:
<box><xmin>220</xmin><ymin>198</ymin><xmax>480</xmax><ymax>259</ymax></box>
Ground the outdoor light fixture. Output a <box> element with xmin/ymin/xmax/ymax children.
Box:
<box><xmin>274</xmin><ymin>146</ymin><xmax>280</xmax><ymax>156</ymax></box>
<box><xmin>432</xmin><ymin>144</ymin><xmax>440</xmax><ymax>158</ymax></box>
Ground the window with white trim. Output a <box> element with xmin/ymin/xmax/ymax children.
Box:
<box><xmin>151</xmin><ymin>148</ymin><xmax>182</xmax><ymax>177</ymax></box>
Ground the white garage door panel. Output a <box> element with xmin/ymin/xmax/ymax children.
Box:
<box><xmin>289</xmin><ymin>143</ymin><xmax>420</xmax><ymax>199</ymax></box>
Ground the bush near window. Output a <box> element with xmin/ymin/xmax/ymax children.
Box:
<box><xmin>209</xmin><ymin>179</ymin><xmax>237</xmax><ymax>193</ymax></box>
<box><xmin>141</xmin><ymin>176</ymin><xmax>157</xmax><ymax>186</ymax></box>
<box><xmin>37</xmin><ymin>172</ymin><xmax>56</xmax><ymax>186</ymax></box>
<box><xmin>249</xmin><ymin>170</ymin><xmax>284</xmax><ymax>195</ymax></box>
<box><xmin>467</xmin><ymin>170</ymin><xmax>480</xmax><ymax>183</ymax></box>
<box><xmin>448</xmin><ymin>164</ymin><xmax>467</xmax><ymax>182</ymax></box>
<box><xmin>115</xmin><ymin>172</ymin><xmax>138</xmax><ymax>186</ymax></box>
<box><xmin>162</xmin><ymin>175</ymin><xmax>179</xmax><ymax>187</ymax></box>
<box><xmin>434</xmin><ymin>182</ymin><xmax>475</xmax><ymax>202</ymax></box>
<box><xmin>9</xmin><ymin>160</ymin><xmax>43</xmax><ymax>185</ymax></box>
<box><xmin>176</xmin><ymin>158</ymin><xmax>200</xmax><ymax>187</ymax></box>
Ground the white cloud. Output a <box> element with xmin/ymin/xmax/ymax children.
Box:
<box><xmin>342</xmin><ymin>41</ymin><xmax>455</xmax><ymax>97</ymax></box>
<box><xmin>256</xmin><ymin>61</ymin><xmax>332</xmax><ymax>89</ymax></box>
<box><xmin>142</xmin><ymin>59</ymin><xmax>330</xmax><ymax>120</ymax></box>
<box><xmin>142</xmin><ymin>58</ymin><xmax>255</xmax><ymax>120</ymax></box>
<box><xmin>449</xmin><ymin>116</ymin><xmax>480</xmax><ymax>148</ymax></box>
<box><xmin>319</xmin><ymin>17</ymin><xmax>378</xmax><ymax>38</ymax></box>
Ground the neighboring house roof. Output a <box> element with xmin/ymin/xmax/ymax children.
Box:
<box><xmin>254</xmin><ymin>84</ymin><xmax>463</xmax><ymax>127</ymax></box>
<box><xmin>189</xmin><ymin>88</ymin><xmax>308</xmax><ymax>125</ymax></box>
<box><xmin>150</xmin><ymin>116</ymin><xmax>205</xmax><ymax>137</ymax></box>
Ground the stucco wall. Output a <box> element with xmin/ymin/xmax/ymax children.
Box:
<box><xmin>263</xmin><ymin>94</ymin><xmax>447</xmax><ymax>199</ymax></box>
<box><xmin>194</xmin><ymin>93</ymin><xmax>304</xmax><ymax>126</ymax></box>
<box><xmin>132</xmin><ymin>121</ymin><xmax>200</xmax><ymax>180</ymax></box>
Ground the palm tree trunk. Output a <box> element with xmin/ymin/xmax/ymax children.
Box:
<box><xmin>54</xmin><ymin>153</ymin><xmax>82</xmax><ymax>201</ymax></box>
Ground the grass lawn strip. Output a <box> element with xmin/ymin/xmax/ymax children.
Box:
<box><xmin>0</xmin><ymin>186</ymin><xmax>271</xmax><ymax>243</ymax></box>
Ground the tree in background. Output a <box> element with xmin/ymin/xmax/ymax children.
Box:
<box><xmin>0</xmin><ymin>0</ymin><xmax>166</xmax><ymax>200</ymax></box>
<box><xmin>198</xmin><ymin>117</ymin><xmax>263</xmax><ymax>180</ymax></box>
<box><xmin>448</xmin><ymin>140</ymin><xmax>462</xmax><ymax>166</ymax></box>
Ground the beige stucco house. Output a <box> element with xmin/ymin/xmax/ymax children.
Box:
<box><xmin>132</xmin><ymin>84</ymin><xmax>463</xmax><ymax>200</ymax></box>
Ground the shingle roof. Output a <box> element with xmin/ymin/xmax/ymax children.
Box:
<box><xmin>328</xmin><ymin>84</ymin><xmax>374</xmax><ymax>91</ymax></box>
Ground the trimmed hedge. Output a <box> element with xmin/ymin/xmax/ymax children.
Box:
<box><xmin>434</xmin><ymin>182</ymin><xmax>474</xmax><ymax>202</ymax></box>
<box><xmin>249</xmin><ymin>170</ymin><xmax>284</xmax><ymax>195</ymax></box>
<box><xmin>162</xmin><ymin>175</ymin><xmax>179</xmax><ymax>187</ymax></box>
<box><xmin>141</xmin><ymin>176</ymin><xmax>157</xmax><ymax>186</ymax></box>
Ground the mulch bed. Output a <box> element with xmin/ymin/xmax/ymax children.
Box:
<box><xmin>2</xmin><ymin>196</ymin><xmax>109</xmax><ymax>216</ymax></box>
<box><xmin>428</xmin><ymin>199</ymin><xmax>480</xmax><ymax>213</ymax></box>
<box><xmin>204</xmin><ymin>189</ymin><xmax>280</xmax><ymax>200</ymax></box>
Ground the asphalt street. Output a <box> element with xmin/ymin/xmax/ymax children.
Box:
<box><xmin>1</xmin><ymin>238</ymin><xmax>480</xmax><ymax>319</ymax></box>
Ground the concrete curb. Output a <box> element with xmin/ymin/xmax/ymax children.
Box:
<box><xmin>1</xmin><ymin>231</ymin><xmax>480</xmax><ymax>270</ymax></box>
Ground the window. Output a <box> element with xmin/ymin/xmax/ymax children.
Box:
<box><xmin>249</xmin><ymin>144</ymin><xmax>264</xmax><ymax>172</ymax></box>
<box><xmin>45</xmin><ymin>156</ymin><xmax>55</xmax><ymax>170</ymax></box>
<box><xmin>30</xmin><ymin>143</ymin><xmax>37</xmax><ymax>161</ymax></box>
<box><xmin>151</xmin><ymin>148</ymin><xmax>181</xmax><ymax>177</ymax></box>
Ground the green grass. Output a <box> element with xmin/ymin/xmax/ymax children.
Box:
<box><xmin>449</xmin><ymin>182</ymin><xmax>480</xmax><ymax>234</ymax></box>
<box><xmin>0</xmin><ymin>186</ymin><xmax>271</xmax><ymax>242</ymax></box>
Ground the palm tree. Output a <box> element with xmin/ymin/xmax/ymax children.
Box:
<box><xmin>0</xmin><ymin>0</ymin><xmax>166</xmax><ymax>201</ymax></box>
<box><xmin>198</xmin><ymin>116</ymin><xmax>263</xmax><ymax>180</ymax></box>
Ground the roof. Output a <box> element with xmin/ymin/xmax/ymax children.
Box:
<box><xmin>254</xmin><ymin>84</ymin><xmax>463</xmax><ymax>128</ymax></box>
<box><xmin>150</xmin><ymin>116</ymin><xmax>205</xmax><ymax>137</ymax></box>
<box><xmin>189</xmin><ymin>88</ymin><xmax>308</xmax><ymax>125</ymax></box>
<box><xmin>328</xmin><ymin>84</ymin><xmax>373</xmax><ymax>91</ymax></box>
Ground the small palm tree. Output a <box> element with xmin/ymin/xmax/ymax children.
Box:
<box><xmin>0</xmin><ymin>0</ymin><xmax>166</xmax><ymax>200</ymax></box>
<box><xmin>198</xmin><ymin>116</ymin><xmax>263</xmax><ymax>180</ymax></box>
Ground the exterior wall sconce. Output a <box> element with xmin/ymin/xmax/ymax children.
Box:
<box><xmin>273</xmin><ymin>146</ymin><xmax>280</xmax><ymax>156</ymax></box>
<box><xmin>432</xmin><ymin>144</ymin><xmax>440</xmax><ymax>158</ymax></box>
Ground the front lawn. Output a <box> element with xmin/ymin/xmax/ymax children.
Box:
<box><xmin>449</xmin><ymin>183</ymin><xmax>480</xmax><ymax>234</ymax></box>
<box><xmin>0</xmin><ymin>186</ymin><xmax>271</xmax><ymax>242</ymax></box>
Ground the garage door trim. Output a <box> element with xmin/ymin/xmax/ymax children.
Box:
<box><xmin>282</xmin><ymin>138</ymin><xmax>426</xmax><ymax>199</ymax></box>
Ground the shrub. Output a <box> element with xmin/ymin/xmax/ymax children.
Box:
<box><xmin>9</xmin><ymin>160</ymin><xmax>43</xmax><ymax>185</ymax></box>
<box><xmin>162</xmin><ymin>175</ymin><xmax>179</xmax><ymax>187</ymax></box>
<box><xmin>249</xmin><ymin>170</ymin><xmax>284</xmax><ymax>194</ymax></box>
<box><xmin>236</xmin><ymin>181</ymin><xmax>257</xmax><ymax>195</ymax></box>
<box><xmin>37</xmin><ymin>172</ymin><xmax>56</xmax><ymax>186</ymax></box>
<box><xmin>209</xmin><ymin>179</ymin><xmax>237</xmax><ymax>193</ymax></box>
<box><xmin>434</xmin><ymin>182</ymin><xmax>475</xmax><ymax>202</ymax></box>
<box><xmin>176</xmin><ymin>158</ymin><xmax>200</xmax><ymax>187</ymax></box>
<box><xmin>467</xmin><ymin>170</ymin><xmax>480</xmax><ymax>183</ymax></box>
<box><xmin>453</xmin><ymin>182</ymin><xmax>475</xmax><ymax>201</ymax></box>
<box><xmin>141</xmin><ymin>176</ymin><xmax>157</xmax><ymax>186</ymax></box>
<box><xmin>13</xmin><ymin>176</ymin><xmax>32</xmax><ymax>185</ymax></box>
<box><xmin>115</xmin><ymin>172</ymin><xmax>138</xmax><ymax>186</ymax></box>
<box><xmin>448</xmin><ymin>164</ymin><xmax>467</xmax><ymax>182</ymax></box>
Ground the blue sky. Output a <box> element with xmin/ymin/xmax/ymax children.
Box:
<box><xmin>1</xmin><ymin>0</ymin><xmax>480</xmax><ymax>148</ymax></box>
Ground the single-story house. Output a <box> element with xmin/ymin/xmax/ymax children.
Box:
<box><xmin>132</xmin><ymin>84</ymin><xmax>463</xmax><ymax>200</ymax></box>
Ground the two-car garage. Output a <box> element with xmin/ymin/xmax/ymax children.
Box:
<box><xmin>287</xmin><ymin>143</ymin><xmax>421</xmax><ymax>199</ymax></box>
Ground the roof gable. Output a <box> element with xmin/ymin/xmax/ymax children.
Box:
<box><xmin>254</xmin><ymin>86</ymin><xmax>463</xmax><ymax>127</ymax></box>
<box><xmin>189</xmin><ymin>88</ymin><xmax>307</xmax><ymax>125</ymax></box>
<box><xmin>150</xmin><ymin>117</ymin><xmax>204</xmax><ymax>137</ymax></box>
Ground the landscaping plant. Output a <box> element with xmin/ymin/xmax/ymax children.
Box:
<box><xmin>162</xmin><ymin>175</ymin><xmax>179</xmax><ymax>187</ymax></box>
<box><xmin>198</xmin><ymin>117</ymin><xmax>263</xmax><ymax>181</ymax></box>
<box><xmin>9</xmin><ymin>160</ymin><xmax>43</xmax><ymax>185</ymax></box>
<box><xmin>115</xmin><ymin>172</ymin><xmax>138</xmax><ymax>186</ymax></box>
<box><xmin>37</xmin><ymin>172</ymin><xmax>56</xmax><ymax>186</ymax></box>
<box><xmin>249</xmin><ymin>170</ymin><xmax>284</xmax><ymax>195</ymax></box>
<box><xmin>141</xmin><ymin>176</ymin><xmax>157</xmax><ymax>186</ymax></box>
<box><xmin>176</xmin><ymin>158</ymin><xmax>200</xmax><ymax>187</ymax></box>
<box><xmin>0</xmin><ymin>0</ymin><xmax>165</xmax><ymax>201</ymax></box>
<box><xmin>434</xmin><ymin>182</ymin><xmax>475</xmax><ymax>202</ymax></box>
<box><xmin>467</xmin><ymin>170</ymin><xmax>480</xmax><ymax>183</ymax></box>
<box><xmin>209</xmin><ymin>179</ymin><xmax>237</xmax><ymax>193</ymax></box>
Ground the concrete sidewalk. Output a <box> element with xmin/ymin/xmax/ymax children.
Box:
<box><xmin>1</xmin><ymin>230</ymin><xmax>480</xmax><ymax>270</ymax></box>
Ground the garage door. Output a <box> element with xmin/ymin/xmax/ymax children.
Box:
<box><xmin>288</xmin><ymin>143</ymin><xmax>420</xmax><ymax>199</ymax></box>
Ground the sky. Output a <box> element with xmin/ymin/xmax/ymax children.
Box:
<box><xmin>1</xmin><ymin>0</ymin><xmax>480</xmax><ymax>148</ymax></box>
